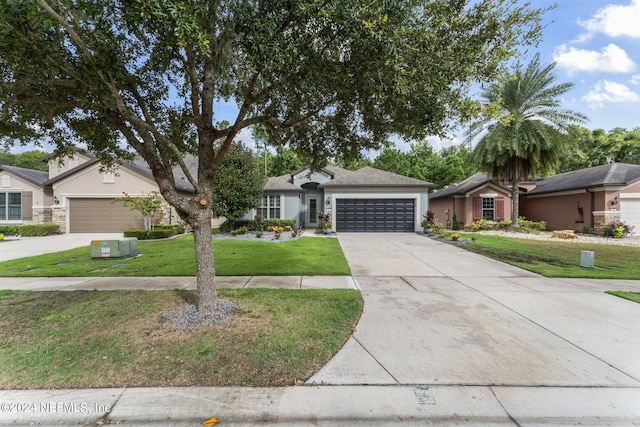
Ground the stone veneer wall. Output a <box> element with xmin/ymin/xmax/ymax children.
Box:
<box><xmin>593</xmin><ymin>210</ymin><xmax>620</xmax><ymax>234</ymax></box>
<box><xmin>52</xmin><ymin>207</ymin><xmax>67</xmax><ymax>233</ymax></box>
<box><xmin>31</xmin><ymin>207</ymin><xmax>53</xmax><ymax>224</ymax></box>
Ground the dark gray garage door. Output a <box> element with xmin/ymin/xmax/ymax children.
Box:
<box><xmin>336</xmin><ymin>199</ymin><xmax>415</xmax><ymax>232</ymax></box>
<box><xmin>69</xmin><ymin>198</ymin><xmax>144</xmax><ymax>233</ymax></box>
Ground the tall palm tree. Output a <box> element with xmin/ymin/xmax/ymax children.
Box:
<box><xmin>466</xmin><ymin>54</ymin><xmax>588</xmax><ymax>226</ymax></box>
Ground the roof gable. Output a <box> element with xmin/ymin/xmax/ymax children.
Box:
<box><xmin>0</xmin><ymin>165</ymin><xmax>49</xmax><ymax>187</ymax></box>
<box><xmin>429</xmin><ymin>172</ymin><xmax>511</xmax><ymax>199</ymax></box>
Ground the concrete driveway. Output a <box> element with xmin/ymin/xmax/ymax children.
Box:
<box><xmin>0</xmin><ymin>233</ymin><xmax>123</xmax><ymax>262</ymax></box>
<box><xmin>310</xmin><ymin>233</ymin><xmax>640</xmax><ymax>389</ymax></box>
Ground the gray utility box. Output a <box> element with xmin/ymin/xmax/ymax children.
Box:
<box><xmin>90</xmin><ymin>238</ymin><xmax>138</xmax><ymax>259</ymax></box>
<box><xmin>580</xmin><ymin>250</ymin><xmax>595</xmax><ymax>268</ymax></box>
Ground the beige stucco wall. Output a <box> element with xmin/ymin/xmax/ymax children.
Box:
<box><xmin>52</xmin><ymin>163</ymin><xmax>158</xmax><ymax>202</ymax></box>
<box><xmin>48</xmin><ymin>153</ymin><xmax>94</xmax><ymax>180</ymax></box>
<box><xmin>0</xmin><ymin>173</ymin><xmax>47</xmax><ymax>207</ymax></box>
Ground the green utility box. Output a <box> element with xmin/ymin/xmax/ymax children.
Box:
<box><xmin>90</xmin><ymin>238</ymin><xmax>138</xmax><ymax>259</ymax></box>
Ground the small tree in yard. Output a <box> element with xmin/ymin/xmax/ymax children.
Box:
<box><xmin>212</xmin><ymin>143</ymin><xmax>265</xmax><ymax>230</ymax></box>
<box><xmin>0</xmin><ymin>0</ymin><xmax>547</xmax><ymax>315</ymax></box>
<box><xmin>115</xmin><ymin>191</ymin><xmax>164</xmax><ymax>232</ymax></box>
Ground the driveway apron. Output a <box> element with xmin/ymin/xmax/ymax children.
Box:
<box><xmin>309</xmin><ymin>233</ymin><xmax>640</xmax><ymax>388</ymax></box>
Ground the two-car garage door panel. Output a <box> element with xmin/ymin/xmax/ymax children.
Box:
<box><xmin>336</xmin><ymin>199</ymin><xmax>415</xmax><ymax>232</ymax></box>
<box><xmin>70</xmin><ymin>198</ymin><xmax>144</xmax><ymax>233</ymax></box>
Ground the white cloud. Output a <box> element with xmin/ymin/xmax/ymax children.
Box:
<box><xmin>579</xmin><ymin>0</ymin><xmax>640</xmax><ymax>39</ymax></box>
<box><xmin>631</xmin><ymin>74</ymin><xmax>640</xmax><ymax>85</ymax></box>
<box><xmin>553</xmin><ymin>44</ymin><xmax>636</xmax><ymax>74</ymax></box>
<box><xmin>581</xmin><ymin>80</ymin><xmax>640</xmax><ymax>108</ymax></box>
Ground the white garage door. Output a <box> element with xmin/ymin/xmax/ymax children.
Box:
<box><xmin>69</xmin><ymin>198</ymin><xmax>144</xmax><ymax>233</ymax></box>
<box><xmin>620</xmin><ymin>197</ymin><xmax>640</xmax><ymax>236</ymax></box>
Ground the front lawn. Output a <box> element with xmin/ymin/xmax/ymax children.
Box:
<box><xmin>459</xmin><ymin>234</ymin><xmax>640</xmax><ymax>279</ymax></box>
<box><xmin>0</xmin><ymin>235</ymin><xmax>350</xmax><ymax>277</ymax></box>
<box><xmin>606</xmin><ymin>291</ymin><xmax>640</xmax><ymax>304</ymax></box>
<box><xmin>0</xmin><ymin>288</ymin><xmax>363</xmax><ymax>388</ymax></box>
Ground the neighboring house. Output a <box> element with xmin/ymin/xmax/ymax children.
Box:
<box><xmin>520</xmin><ymin>163</ymin><xmax>640</xmax><ymax>235</ymax></box>
<box><xmin>251</xmin><ymin>165</ymin><xmax>434</xmax><ymax>232</ymax></box>
<box><xmin>0</xmin><ymin>165</ymin><xmax>50</xmax><ymax>226</ymax></box>
<box><xmin>43</xmin><ymin>152</ymin><xmax>191</xmax><ymax>233</ymax></box>
<box><xmin>430</xmin><ymin>163</ymin><xmax>640</xmax><ymax>236</ymax></box>
<box><xmin>428</xmin><ymin>172</ymin><xmax>513</xmax><ymax>228</ymax></box>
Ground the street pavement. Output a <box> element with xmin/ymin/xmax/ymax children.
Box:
<box><xmin>0</xmin><ymin>233</ymin><xmax>639</xmax><ymax>425</ymax></box>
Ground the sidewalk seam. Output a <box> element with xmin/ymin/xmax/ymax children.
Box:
<box><xmin>489</xmin><ymin>386</ymin><xmax>522</xmax><ymax>427</ymax></box>
<box><xmin>353</xmin><ymin>337</ymin><xmax>400</xmax><ymax>384</ymax></box>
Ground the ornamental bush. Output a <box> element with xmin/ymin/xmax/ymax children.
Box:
<box><xmin>603</xmin><ymin>219</ymin><xmax>634</xmax><ymax>238</ymax></box>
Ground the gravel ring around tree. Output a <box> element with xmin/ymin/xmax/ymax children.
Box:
<box><xmin>165</xmin><ymin>300</ymin><xmax>239</xmax><ymax>332</ymax></box>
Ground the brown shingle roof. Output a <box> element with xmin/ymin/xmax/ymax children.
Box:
<box><xmin>320</xmin><ymin>166</ymin><xmax>434</xmax><ymax>188</ymax></box>
<box><xmin>527</xmin><ymin>163</ymin><xmax>640</xmax><ymax>195</ymax></box>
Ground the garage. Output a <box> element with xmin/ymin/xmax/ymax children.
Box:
<box><xmin>69</xmin><ymin>198</ymin><xmax>144</xmax><ymax>233</ymax></box>
<box><xmin>620</xmin><ymin>196</ymin><xmax>640</xmax><ymax>236</ymax></box>
<box><xmin>336</xmin><ymin>198</ymin><xmax>415</xmax><ymax>232</ymax></box>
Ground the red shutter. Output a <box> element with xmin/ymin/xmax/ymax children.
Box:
<box><xmin>472</xmin><ymin>197</ymin><xmax>482</xmax><ymax>220</ymax></box>
<box><xmin>496</xmin><ymin>196</ymin><xmax>505</xmax><ymax>220</ymax></box>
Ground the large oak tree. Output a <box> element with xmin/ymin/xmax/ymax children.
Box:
<box><xmin>0</xmin><ymin>0</ymin><xmax>547</xmax><ymax>315</ymax></box>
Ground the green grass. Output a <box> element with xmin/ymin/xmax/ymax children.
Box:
<box><xmin>606</xmin><ymin>291</ymin><xmax>640</xmax><ymax>304</ymax></box>
<box><xmin>459</xmin><ymin>234</ymin><xmax>640</xmax><ymax>279</ymax></box>
<box><xmin>0</xmin><ymin>235</ymin><xmax>350</xmax><ymax>277</ymax></box>
<box><xmin>0</xmin><ymin>288</ymin><xmax>363</xmax><ymax>388</ymax></box>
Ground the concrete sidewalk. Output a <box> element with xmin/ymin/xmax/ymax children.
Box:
<box><xmin>0</xmin><ymin>275</ymin><xmax>358</xmax><ymax>291</ymax></box>
<box><xmin>1</xmin><ymin>233</ymin><xmax>640</xmax><ymax>425</ymax></box>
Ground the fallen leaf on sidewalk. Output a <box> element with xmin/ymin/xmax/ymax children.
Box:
<box><xmin>202</xmin><ymin>417</ymin><xmax>219</xmax><ymax>426</ymax></box>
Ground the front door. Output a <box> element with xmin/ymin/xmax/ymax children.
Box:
<box><xmin>306</xmin><ymin>196</ymin><xmax>318</xmax><ymax>228</ymax></box>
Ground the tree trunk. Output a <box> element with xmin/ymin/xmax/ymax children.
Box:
<box><xmin>511</xmin><ymin>180</ymin><xmax>520</xmax><ymax>227</ymax></box>
<box><xmin>191</xmin><ymin>206</ymin><xmax>217</xmax><ymax>315</ymax></box>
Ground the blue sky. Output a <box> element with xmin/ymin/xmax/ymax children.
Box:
<box><xmin>411</xmin><ymin>0</ymin><xmax>640</xmax><ymax>151</ymax></box>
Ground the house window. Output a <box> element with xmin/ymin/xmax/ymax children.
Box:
<box><xmin>1</xmin><ymin>175</ymin><xmax>9</xmax><ymax>188</ymax></box>
<box><xmin>482</xmin><ymin>197</ymin><xmax>495</xmax><ymax>220</ymax></box>
<box><xmin>0</xmin><ymin>192</ymin><xmax>21</xmax><ymax>221</ymax></box>
<box><xmin>257</xmin><ymin>195</ymin><xmax>281</xmax><ymax>219</ymax></box>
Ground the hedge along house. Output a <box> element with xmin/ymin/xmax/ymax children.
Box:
<box><xmin>428</xmin><ymin>172</ymin><xmax>513</xmax><ymax>229</ymax></box>
<box><xmin>0</xmin><ymin>164</ymin><xmax>50</xmax><ymax>226</ymax></box>
<box><xmin>250</xmin><ymin>165</ymin><xmax>434</xmax><ymax>232</ymax></box>
<box><xmin>520</xmin><ymin>163</ymin><xmax>640</xmax><ymax>236</ymax></box>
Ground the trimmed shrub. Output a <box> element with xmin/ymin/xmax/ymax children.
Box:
<box><xmin>451</xmin><ymin>213</ymin><xmax>461</xmax><ymax>231</ymax></box>
<box><xmin>496</xmin><ymin>219</ymin><xmax>512</xmax><ymax>230</ymax></box>
<box><xmin>518</xmin><ymin>217</ymin><xmax>547</xmax><ymax>231</ymax></box>
<box><xmin>154</xmin><ymin>223</ymin><xmax>187</xmax><ymax>234</ymax></box>
<box><xmin>219</xmin><ymin>219</ymin><xmax>296</xmax><ymax>233</ymax></box>
<box><xmin>18</xmin><ymin>224</ymin><xmax>60</xmax><ymax>236</ymax></box>
<box><xmin>124</xmin><ymin>228</ymin><xmax>175</xmax><ymax>240</ymax></box>
<box><xmin>463</xmin><ymin>218</ymin><xmax>493</xmax><ymax>232</ymax></box>
<box><xmin>0</xmin><ymin>225</ymin><xmax>20</xmax><ymax>235</ymax></box>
